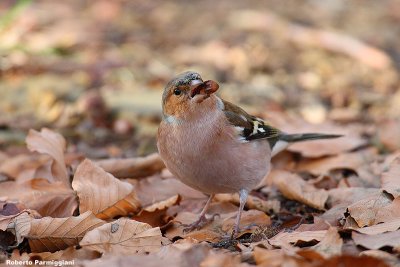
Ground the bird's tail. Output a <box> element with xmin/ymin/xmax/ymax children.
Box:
<box><xmin>280</xmin><ymin>133</ymin><xmax>342</xmax><ymax>143</ymax></box>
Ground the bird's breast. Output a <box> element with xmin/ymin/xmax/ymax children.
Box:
<box><xmin>157</xmin><ymin>111</ymin><xmax>271</xmax><ymax>194</ymax></box>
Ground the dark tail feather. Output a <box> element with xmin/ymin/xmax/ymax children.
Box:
<box><xmin>280</xmin><ymin>133</ymin><xmax>342</xmax><ymax>143</ymax></box>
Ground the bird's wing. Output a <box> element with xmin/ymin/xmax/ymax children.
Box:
<box><xmin>222</xmin><ymin>100</ymin><xmax>282</xmax><ymax>148</ymax></box>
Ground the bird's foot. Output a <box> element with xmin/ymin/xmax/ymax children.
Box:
<box><xmin>182</xmin><ymin>213</ymin><xmax>219</xmax><ymax>233</ymax></box>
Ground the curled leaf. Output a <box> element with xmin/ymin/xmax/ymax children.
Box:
<box><xmin>270</xmin><ymin>170</ymin><xmax>328</xmax><ymax>210</ymax></box>
<box><xmin>26</xmin><ymin>128</ymin><xmax>69</xmax><ymax>187</ymax></box>
<box><xmin>72</xmin><ymin>159</ymin><xmax>141</xmax><ymax>220</ymax></box>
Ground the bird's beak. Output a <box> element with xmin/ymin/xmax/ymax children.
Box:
<box><xmin>190</xmin><ymin>80</ymin><xmax>219</xmax><ymax>103</ymax></box>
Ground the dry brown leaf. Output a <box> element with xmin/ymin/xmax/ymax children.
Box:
<box><xmin>346</xmin><ymin>192</ymin><xmax>400</xmax><ymax>227</ymax></box>
<box><xmin>269</xmin><ymin>170</ymin><xmax>328</xmax><ymax>210</ymax></box>
<box><xmin>83</xmin><ymin>256</ymin><xmax>173</xmax><ymax>267</ymax></box>
<box><xmin>155</xmin><ymin>240</ymin><xmax>213</xmax><ymax>267</ymax></box>
<box><xmin>72</xmin><ymin>159</ymin><xmax>141</xmax><ymax>220</ymax></box>
<box><xmin>352</xmin><ymin>230</ymin><xmax>400</xmax><ymax>250</ymax></box>
<box><xmin>214</xmin><ymin>193</ymin><xmax>280</xmax><ymax>213</ymax></box>
<box><xmin>0</xmin><ymin>179</ymin><xmax>78</xmax><ymax>218</ymax></box>
<box><xmin>297</xmin><ymin>217</ymin><xmax>331</xmax><ymax>232</ymax></box>
<box><xmin>296</xmin><ymin>148</ymin><xmax>377</xmax><ymax>177</ymax></box>
<box><xmin>26</xmin><ymin>128</ymin><xmax>69</xmax><ymax>187</ymax></box>
<box><xmin>349</xmin><ymin>219</ymin><xmax>400</xmax><ymax>235</ymax></box>
<box><xmin>263</xmin><ymin>114</ymin><xmax>365</xmax><ymax>158</ymax></box>
<box><xmin>96</xmin><ymin>153</ymin><xmax>165</xmax><ymax>179</ymax></box>
<box><xmin>6</xmin><ymin>212</ymin><xmax>32</xmax><ymax>246</ymax></box>
<box><xmin>378</xmin><ymin>120</ymin><xmax>400</xmax><ymax>152</ymax></box>
<box><xmin>80</xmin><ymin>218</ymin><xmax>162</xmax><ymax>255</ymax></box>
<box><xmin>133</xmin><ymin>175</ymin><xmax>205</xmax><ymax>207</ymax></box>
<box><xmin>16</xmin><ymin>246</ymin><xmax>101</xmax><ymax>262</ymax></box>
<box><xmin>133</xmin><ymin>195</ymin><xmax>181</xmax><ymax>227</ymax></box>
<box><xmin>307</xmin><ymin>227</ymin><xmax>342</xmax><ymax>258</ymax></box>
<box><xmin>381</xmin><ymin>156</ymin><xmax>400</xmax><ymax>198</ymax></box>
<box><xmin>23</xmin><ymin>211</ymin><xmax>105</xmax><ymax>252</ymax></box>
<box><xmin>288</xmin><ymin>135</ymin><xmax>366</xmax><ymax>158</ymax></box>
<box><xmin>327</xmin><ymin>187</ymin><xmax>379</xmax><ymax>207</ymax></box>
<box><xmin>253</xmin><ymin>247</ymin><xmax>307</xmax><ymax>267</ymax></box>
<box><xmin>0</xmin><ymin>154</ymin><xmax>50</xmax><ymax>182</ymax></box>
<box><xmin>200</xmin><ymin>250</ymin><xmax>243</xmax><ymax>267</ymax></box>
<box><xmin>269</xmin><ymin>230</ymin><xmax>327</xmax><ymax>247</ymax></box>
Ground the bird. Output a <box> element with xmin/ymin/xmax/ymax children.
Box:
<box><xmin>157</xmin><ymin>71</ymin><xmax>341</xmax><ymax>238</ymax></box>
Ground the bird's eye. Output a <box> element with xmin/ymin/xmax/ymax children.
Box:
<box><xmin>173</xmin><ymin>88</ymin><xmax>182</xmax><ymax>96</ymax></box>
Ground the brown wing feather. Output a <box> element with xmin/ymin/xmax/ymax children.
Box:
<box><xmin>222</xmin><ymin>100</ymin><xmax>282</xmax><ymax>147</ymax></box>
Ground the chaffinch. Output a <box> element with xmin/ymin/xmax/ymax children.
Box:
<box><xmin>157</xmin><ymin>71</ymin><xmax>341</xmax><ymax>238</ymax></box>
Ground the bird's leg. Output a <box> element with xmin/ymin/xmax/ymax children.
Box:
<box><xmin>183</xmin><ymin>194</ymin><xmax>216</xmax><ymax>232</ymax></box>
<box><xmin>230</xmin><ymin>189</ymin><xmax>249</xmax><ymax>239</ymax></box>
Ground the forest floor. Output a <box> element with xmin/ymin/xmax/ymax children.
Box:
<box><xmin>1</xmin><ymin>1</ymin><xmax>400</xmax><ymax>266</ymax></box>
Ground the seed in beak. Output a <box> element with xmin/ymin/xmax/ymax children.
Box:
<box><xmin>190</xmin><ymin>80</ymin><xmax>219</xmax><ymax>98</ymax></box>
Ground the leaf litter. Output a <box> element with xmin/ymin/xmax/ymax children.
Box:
<box><xmin>1</xmin><ymin>1</ymin><xmax>400</xmax><ymax>266</ymax></box>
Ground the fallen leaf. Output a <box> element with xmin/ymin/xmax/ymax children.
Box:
<box><xmin>378</xmin><ymin>120</ymin><xmax>400</xmax><ymax>152</ymax></box>
<box><xmin>327</xmin><ymin>187</ymin><xmax>379</xmax><ymax>207</ymax></box>
<box><xmin>297</xmin><ymin>217</ymin><xmax>331</xmax><ymax>232</ymax></box>
<box><xmin>346</xmin><ymin>192</ymin><xmax>400</xmax><ymax>227</ymax></box>
<box><xmin>6</xmin><ymin>212</ymin><xmax>32</xmax><ymax>246</ymax></box>
<box><xmin>348</xmin><ymin>219</ymin><xmax>400</xmax><ymax>235</ymax></box>
<box><xmin>269</xmin><ymin>170</ymin><xmax>328</xmax><ymax>210</ymax></box>
<box><xmin>288</xmin><ymin>135</ymin><xmax>366</xmax><ymax>158</ymax></box>
<box><xmin>0</xmin><ymin>179</ymin><xmax>78</xmax><ymax>218</ymax></box>
<box><xmin>269</xmin><ymin>230</ymin><xmax>327</xmax><ymax>247</ymax></box>
<box><xmin>253</xmin><ymin>247</ymin><xmax>307</xmax><ymax>267</ymax></box>
<box><xmin>133</xmin><ymin>175</ymin><xmax>204</xmax><ymax>207</ymax></box>
<box><xmin>214</xmin><ymin>193</ymin><xmax>280</xmax><ymax>213</ymax></box>
<box><xmin>307</xmin><ymin>227</ymin><xmax>342</xmax><ymax>258</ymax></box>
<box><xmin>26</xmin><ymin>128</ymin><xmax>69</xmax><ymax>187</ymax></box>
<box><xmin>155</xmin><ymin>239</ymin><xmax>211</xmax><ymax>265</ymax></box>
<box><xmin>133</xmin><ymin>195</ymin><xmax>181</xmax><ymax>227</ymax></box>
<box><xmin>20</xmin><ymin>246</ymin><xmax>100</xmax><ymax>262</ymax></box>
<box><xmin>263</xmin><ymin>114</ymin><xmax>366</xmax><ymax>158</ymax></box>
<box><xmin>352</xmin><ymin>230</ymin><xmax>400</xmax><ymax>250</ymax></box>
<box><xmin>0</xmin><ymin>154</ymin><xmax>50</xmax><ymax>182</ymax></box>
<box><xmin>314</xmin><ymin>255</ymin><xmax>390</xmax><ymax>267</ymax></box>
<box><xmin>23</xmin><ymin>211</ymin><xmax>105</xmax><ymax>252</ymax></box>
<box><xmin>200</xmin><ymin>250</ymin><xmax>243</xmax><ymax>267</ymax></box>
<box><xmin>381</xmin><ymin>156</ymin><xmax>400</xmax><ymax>198</ymax></box>
<box><xmin>80</xmin><ymin>255</ymin><xmax>178</xmax><ymax>267</ymax></box>
<box><xmin>72</xmin><ymin>159</ymin><xmax>141</xmax><ymax>220</ymax></box>
<box><xmin>96</xmin><ymin>153</ymin><xmax>165</xmax><ymax>179</ymax></box>
<box><xmin>80</xmin><ymin>218</ymin><xmax>162</xmax><ymax>255</ymax></box>
<box><xmin>296</xmin><ymin>148</ymin><xmax>377</xmax><ymax>177</ymax></box>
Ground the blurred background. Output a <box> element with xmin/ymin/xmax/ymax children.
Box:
<box><xmin>0</xmin><ymin>0</ymin><xmax>399</xmax><ymax>158</ymax></box>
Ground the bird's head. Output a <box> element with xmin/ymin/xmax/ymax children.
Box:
<box><xmin>162</xmin><ymin>71</ymin><xmax>219</xmax><ymax>119</ymax></box>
